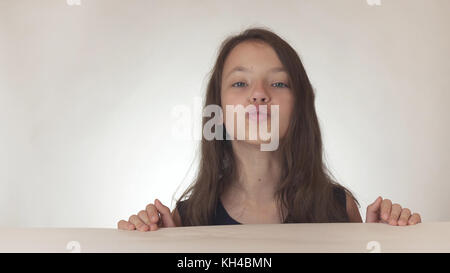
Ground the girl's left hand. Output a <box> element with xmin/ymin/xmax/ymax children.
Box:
<box><xmin>365</xmin><ymin>196</ymin><xmax>422</xmax><ymax>226</ymax></box>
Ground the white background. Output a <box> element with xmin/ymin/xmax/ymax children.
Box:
<box><xmin>0</xmin><ymin>0</ymin><xmax>449</xmax><ymax>228</ymax></box>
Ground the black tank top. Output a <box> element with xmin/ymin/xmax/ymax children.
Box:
<box><xmin>176</xmin><ymin>187</ymin><xmax>347</xmax><ymax>226</ymax></box>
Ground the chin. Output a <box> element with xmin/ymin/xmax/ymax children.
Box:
<box><xmin>240</xmin><ymin>138</ymin><xmax>274</xmax><ymax>145</ymax></box>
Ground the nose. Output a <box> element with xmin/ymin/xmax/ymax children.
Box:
<box><xmin>249</xmin><ymin>84</ymin><xmax>271</xmax><ymax>104</ymax></box>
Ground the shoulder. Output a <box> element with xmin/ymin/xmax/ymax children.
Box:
<box><xmin>172</xmin><ymin>200</ymin><xmax>187</xmax><ymax>227</ymax></box>
<box><xmin>332</xmin><ymin>186</ymin><xmax>362</xmax><ymax>222</ymax></box>
<box><xmin>345</xmin><ymin>192</ymin><xmax>363</xmax><ymax>223</ymax></box>
<box><xmin>332</xmin><ymin>186</ymin><xmax>346</xmax><ymax>203</ymax></box>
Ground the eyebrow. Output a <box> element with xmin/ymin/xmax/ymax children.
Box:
<box><xmin>224</xmin><ymin>66</ymin><xmax>287</xmax><ymax>79</ymax></box>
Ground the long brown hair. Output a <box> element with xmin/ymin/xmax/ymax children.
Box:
<box><xmin>174</xmin><ymin>27</ymin><xmax>359</xmax><ymax>226</ymax></box>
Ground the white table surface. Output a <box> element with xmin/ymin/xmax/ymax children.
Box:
<box><xmin>1</xmin><ymin>222</ymin><xmax>449</xmax><ymax>253</ymax></box>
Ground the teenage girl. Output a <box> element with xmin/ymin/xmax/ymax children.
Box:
<box><xmin>117</xmin><ymin>28</ymin><xmax>421</xmax><ymax>231</ymax></box>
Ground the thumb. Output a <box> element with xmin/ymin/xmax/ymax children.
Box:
<box><xmin>365</xmin><ymin>196</ymin><xmax>383</xmax><ymax>223</ymax></box>
<box><xmin>154</xmin><ymin>199</ymin><xmax>176</xmax><ymax>227</ymax></box>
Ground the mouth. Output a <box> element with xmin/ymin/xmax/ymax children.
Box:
<box><xmin>247</xmin><ymin>106</ymin><xmax>271</xmax><ymax>122</ymax></box>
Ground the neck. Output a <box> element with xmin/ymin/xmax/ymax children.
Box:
<box><xmin>227</xmin><ymin>140</ymin><xmax>283</xmax><ymax>205</ymax></box>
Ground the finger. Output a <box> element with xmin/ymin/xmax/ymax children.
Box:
<box><xmin>146</xmin><ymin>203</ymin><xmax>160</xmax><ymax>223</ymax></box>
<box><xmin>138</xmin><ymin>210</ymin><xmax>151</xmax><ymax>226</ymax></box>
<box><xmin>380</xmin><ymin>199</ymin><xmax>392</xmax><ymax>222</ymax></box>
<box><xmin>388</xmin><ymin>203</ymin><xmax>402</xmax><ymax>226</ymax></box>
<box><xmin>117</xmin><ymin>220</ymin><xmax>135</xmax><ymax>231</ymax></box>
<box><xmin>398</xmin><ymin>208</ymin><xmax>411</xmax><ymax>226</ymax></box>
<box><xmin>365</xmin><ymin>196</ymin><xmax>382</xmax><ymax>223</ymax></box>
<box><xmin>146</xmin><ymin>203</ymin><xmax>160</xmax><ymax>231</ymax></box>
<box><xmin>408</xmin><ymin>213</ymin><xmax>422</xmax><ymax>225</ymax></box>
<box><xmin>154</xmin><ymin>199</ymin><xmax>176</xmax><ymax>228</ymax></box>
<box><xmin>128</xmin><ymin>215</ymin><xmax>149</xmax><ymax>232</ymax></box>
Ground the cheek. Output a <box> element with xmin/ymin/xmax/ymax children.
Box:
<box><xmin>221</xmin><ymin>90</ymin><xmax>244</xmax><ymax>105</ymax></box>
<box><xmin>220</xmin><ymin>91</ymin><xmax>245</xmax><ymax>120</ymax></box>
<box><xmin>220</xmin><ymin>93</ymin><xmax>233</xmax><ymax>132</ymax></box>
<box><xmin>282</xmin><ymin>101</ymin><xmax>294</xmax><ymax>124</ymax></box>
<box><xmin>277</xmin><ymin>96</ymin><xmax>295</xmax><ymax>137</ymax></box>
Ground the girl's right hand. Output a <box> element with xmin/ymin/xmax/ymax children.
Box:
<box><xmin>117</xmin><ymin>199</ymin><xmax>176</xmax><ymax>232</ymax></box>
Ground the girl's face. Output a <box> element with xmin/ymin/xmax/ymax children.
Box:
<box><xmin>220</xmin><ymin>41</ymin><xmax>294</xmax><ymax>146</ymax></box>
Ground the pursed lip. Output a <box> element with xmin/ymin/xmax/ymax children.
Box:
<box><xmin>247</xmin><ymin>105</ymin><xmax>271</xmax><ymax>121</ymax></box>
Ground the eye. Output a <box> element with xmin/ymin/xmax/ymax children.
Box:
<box><xmin>232</xmin><ymin>82</ymin><xmax>247</xmax><ymax>88</ymax></box>
<box><xmin>272</xmin><ymin>82</ymin><xmax>289</xmax><ymax>88</ymax></box>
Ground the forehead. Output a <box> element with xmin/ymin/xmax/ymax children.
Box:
<box><xmin>223</xmin><ymin>41</ymin><xmax>284</xmax><ymax>73</ymax></box>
